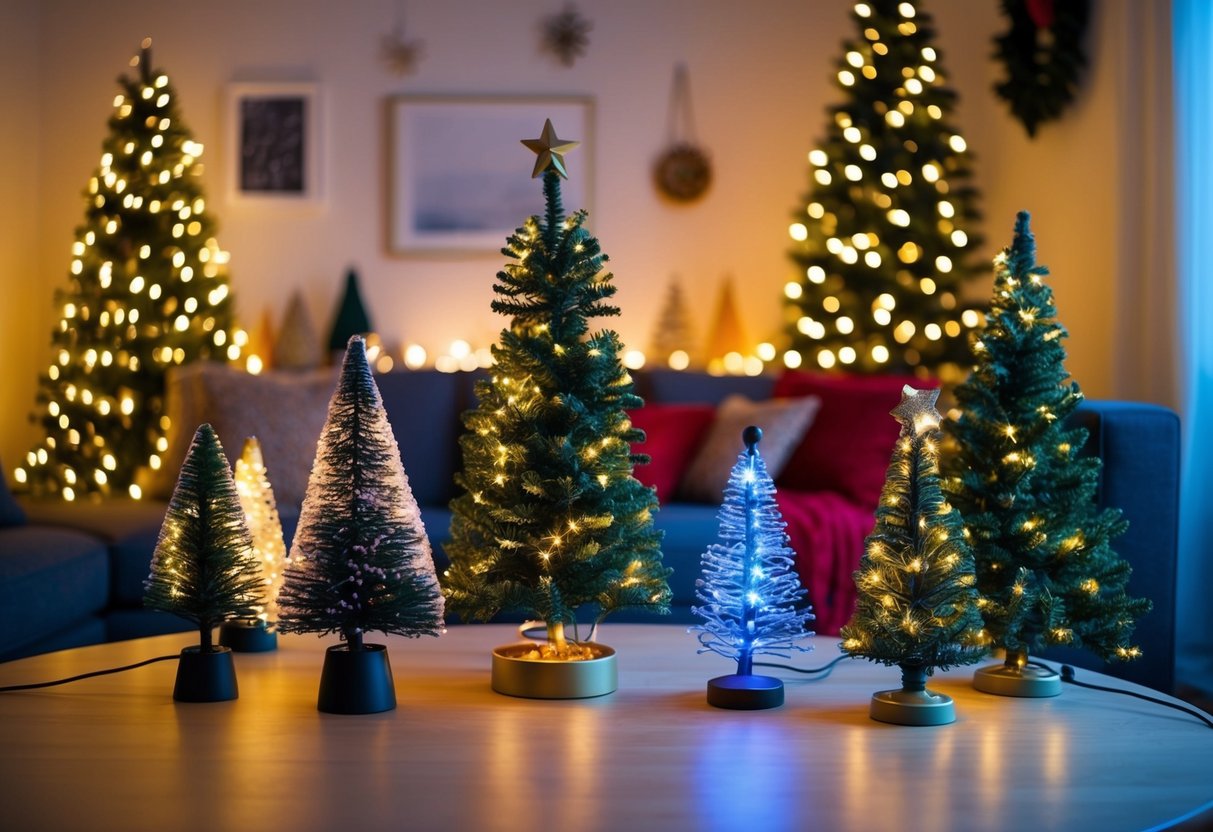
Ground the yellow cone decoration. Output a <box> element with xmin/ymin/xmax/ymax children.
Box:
<box><xmin>234</xmin><ymin>436</ymin><xmax>288</xmax><ymax>624</ymax></box>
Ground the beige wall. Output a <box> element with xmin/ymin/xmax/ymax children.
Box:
<box><xmin>0</xmin><ymin>0</ymin><xmax>42</xmax><ymax>473</ymax></box>
<box><xmin>0</xmin><ymin>0</ymin><xmax>1172</xmax><ymax>469</ymax></box>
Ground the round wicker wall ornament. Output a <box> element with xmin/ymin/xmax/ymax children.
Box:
<box><xmin>654</xmin><ymin>64</ymin><xmax>711</xmax><ymax>202</ymax></box>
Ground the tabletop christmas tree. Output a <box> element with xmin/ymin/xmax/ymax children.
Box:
<box><xmin>218</xmin><ymin>437</ymin><xmax>288</xmax><ymax>652</ymax></box>
<box><xmin>144</xmin><ymin>423</ymin><xmax>265</xmax><ymax>702</ymax></box>
<box><xmin>692</xmin><ymin>426</ymin><xmax>814</xmax><ymax>709</ymax></box>
<box><xmin>943</xmin><ymin>212</ymin><xmax>1149</xmax><ymax>697</ymax></box>
<box><xmin>783</xmin><ymin>0</ymin><xmax>983</xmax><ymax>376</ymax></box>
<box><xmin>16</xmin><ymin>39</ymin><xmax>245</xmax><ymax>500</ymax></box>
<box><xmin>444</xmin><ymin>120</ymin><xmax>671</xmax><ymax>698</ymax></box>
<box><xmin>277</xmin><ymin>336</ymin><xmax>444</xmax><ymax>714</ymax></box>
<box><xmin>840</xmin><ymin>386</ymin><xmax>985</xmax><ymax>725</ymax></box>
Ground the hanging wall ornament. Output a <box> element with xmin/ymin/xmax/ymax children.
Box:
<box><xmin>540</xmin><ymin>3</ymin><xmax>592</xmax><ymax>67</ymax></box>
<box><xmin>993</xmin><ymin>0</ymin><xmax>1091</xmax><ymax>137</ymax></box>
<box><xmin>381</xmin><ymin>1</ymin><xmax>424</xmax><ymax>76</ymax></box>
<box><xmin>653</xmin><ymin>63</ymin><xmax>712</xmax><ymax>203</ymax></box>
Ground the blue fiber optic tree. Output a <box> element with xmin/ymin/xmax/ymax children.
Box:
<box><xmin>692</xmin><ymin>426</ymin><xmax>814</xmax><ymax>708</ymax></box>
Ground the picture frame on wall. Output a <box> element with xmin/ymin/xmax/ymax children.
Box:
<box><xmin>226</xmin><ymin>82</ymin><xmax>323</xmax><ymax>205</ymax></box>
<box><xmin>388</xmin><ymin>95</ymin><xmax>594</xmax><ymax>255</ymax></box>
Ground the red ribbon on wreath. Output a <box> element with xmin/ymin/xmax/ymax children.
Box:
<box><xmin>1026</xmin><ymin>0</ymin><xmax>1055</xmax><ymax>29</ymax></box>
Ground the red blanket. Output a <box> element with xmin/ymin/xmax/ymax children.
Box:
<box><xmin>776</xmin><ymin>490</ymin><xmax>875</xmax><ymax>636</ymax></box>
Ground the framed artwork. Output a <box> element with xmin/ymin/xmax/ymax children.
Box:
<box><xmin>388</xmin><ymin>95</ymin><xmax>594</xmax><ymax>255</ymax></box>
<box><xmin>226</xmin><ymin>82</ymin><xmax>323</xmax><ymax>204</ymax></box>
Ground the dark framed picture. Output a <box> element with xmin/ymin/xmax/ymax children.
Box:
<box><xmin>388</xmin><ymin>95</ymin><xmax>594</xmax><ymax>255</ymax></box>
<box><xmin>227</xmin><ymin>82</ymin><xmax>322</xmax><ymax>204</ymax></box>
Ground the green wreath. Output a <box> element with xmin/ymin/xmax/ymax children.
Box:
<box><xmin>993</xmin><ymin>0</ymin><xmax>1091</xmax><ymax>137</ymax></box>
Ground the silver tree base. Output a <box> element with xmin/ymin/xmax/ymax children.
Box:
<box><xmin>869</xmin><ymin>687</ymin><xmax>956</xmax><ymax>726</ymax></box>
<box><xmin>973</xmin><ymin>661</ymin><xmax>1062</xmax><ymax>697</ymax></box>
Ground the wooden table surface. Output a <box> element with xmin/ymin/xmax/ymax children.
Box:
<box><xmin>1</xmin><ymin>624</ymin><xmax>1211</xmax><ymax>832</ymax></box>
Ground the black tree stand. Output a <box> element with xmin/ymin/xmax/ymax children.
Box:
<box><xmin>174</xmin><ymin>646</ymin><xmax>238</xmax><ymax>702</ymax></box>
<box><xmin>317</xmin><ymin>632</ymin><xmax>396</xmax><ymax>714</ymax></box>
<box><xmin>219</xmin><ymin>619</ymin><xmax>278</xmax><ymax>653</ymax></box>
<box><xmin>707</xmin><ymin>653</ymin><xmax>784</xmax><ymax>710</ymax></box>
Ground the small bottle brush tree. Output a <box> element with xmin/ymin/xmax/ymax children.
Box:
<box><xmin>277</xmin><ymin>336</ymin><xmax>445</xmax><ymax>651</ymax></box>
<box><xmin>943</xmin><ymin>213</ymin><xmax>1149</xmax><ymax>678</ymax></box>
<box><xmin>225</xmin><ymin>436</ymin><xmax>288</xmax><ymax>644</ymax></box>
<box><xmin>692</xmin><ymin>426</ymin><xmax>814</xmax><ymax>709</ymax></box>
<box><xmin>784</xmin><ymin>0</ymin><xmax>984</xmax><ymax>376</ymax></box>
<box><xmin>144</xmin><ymin>423</ymin><xmax>265</xmax><ymax>701</ymax></box>
<box><xmin>841</xmin><ymin>387</ymin><xmax>985</xmax><ymax>724</ymax></box>
<box><xmin>17</xmin><ymin>40</ymin><xmax>245</xmax><ymax>500</ymax></box>
<box><xmin>444</xmin><ymin>120</ymin><xmax>671</xmax><ymax>659</ymax></box>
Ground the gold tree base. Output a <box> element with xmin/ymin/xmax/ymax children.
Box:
<box><xmin>491</xmin><ymin>643</ymin><xmax>617</xmax><ymax>699</ymax></box>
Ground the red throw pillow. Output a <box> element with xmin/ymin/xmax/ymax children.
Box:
<box><xmin>772</xmin><ymin>370</ymin><xmax>938</xmax><ymax>507</ymax></box>
<box><xmin>628</xmin><ymin>404</ymin><xmax>716</xmax><ymax>502</ymax></box>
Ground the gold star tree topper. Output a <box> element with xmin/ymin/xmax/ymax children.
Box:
<box><xmin>521</xmin><ymin>119</ymin><xmax>579</xmax><ymax>179</ymax></box>
<box><xmin>891</xmin><ymin>385</ymin><xmax>941</xmax><ymax>436</ymax></box>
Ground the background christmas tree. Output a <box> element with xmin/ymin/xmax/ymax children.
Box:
<box><xmin>277</xmin><ymin>337</ymin><xmax>444</xmax><ymax>650</ymax></box>
<box><xmin>784</xmin><ymin>0</ymin><xmax>983</xmax><ymax>377</ymax></box>
<box><xmin>841</xmin><ymin>387</ymin><xmax>985</xmax><ymax>673</ymax></box>
<box><xmin>16</xmin><ymin>40</ymin><xmax>245</xmax><ymax>500</ymax></box>
<box><xmin>692</xmin><ymin>426</ymin><xmax>813</xmax><ymax>673</ymax></box>
<box><xmin>943</xmin><ymin>212</ymin><xmax>1149</xmax><ymax>664</ymax></box>
<box><xmin>144</xmin><ymin>423</ymin><xmax>264</xmax><ymax>652</ymax></box>
<box><xmin>444</xmin><ymin>121</ymin><xmax>671</xmax><ymax>656</ymax></box>
<box><xmin>649</xmin><ymin>275</ymin><xmax>698</xmax><ymax>370</ymax></box>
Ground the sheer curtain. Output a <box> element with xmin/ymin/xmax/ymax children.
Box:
<box><xmin>1174</xmin><ymin>0</ymin><xmax>1213</xmax><ymax>695</ymax></box>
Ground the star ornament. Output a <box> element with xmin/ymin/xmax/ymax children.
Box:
<box><xmin>891</xmin><ymin>385</ymin><xmax>941</xmax><ymax>435</ymax></box>
<box><xmin>521</xmin><ymin>119</ymin><xmax>579</xmax><ymax>179</ymax></box>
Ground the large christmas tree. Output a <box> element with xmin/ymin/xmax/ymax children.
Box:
<box><xmin>943</xmin><ymin>212</ymin><xmax>1149</xmax><ymax>665</ymax></box>
<box><xmin>16</xmin><ymin>40</ymin><xmax>244</xmax><ymax>500</ymax></box>
<box><xmin>277</xmin><ymin>337</ymin><xmax>445</xmax><ymax>650</ymax></box>
<box><xmin>784</xmin><ymin>0</ymin><xmax>983</xmax><ymax>376</ymax></box>
<box><xmin>841</xmin><ymin>386</ymin><xmax>986</xmax><ymax>674</ymax></box>
<box><xmin>444</xmin><ymin>121</ymin><xmax>671</xmax><ymax>656</ymax></box>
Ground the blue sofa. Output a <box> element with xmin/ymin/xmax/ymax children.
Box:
<box><xmin>0</xmin><ymin>369</ymin><xmax>1181</xmax><ymax>693</ymax></box>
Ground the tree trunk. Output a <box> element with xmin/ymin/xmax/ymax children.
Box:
<box><xmin>548</xmin><ymin>620</ymin><xmax>569</xmax><ymax>656</ymax></box>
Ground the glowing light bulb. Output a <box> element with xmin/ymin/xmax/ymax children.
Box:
<box><xmin>668</xmin><ymin>350</ymin><xmax>690</xmax><ymax>371</ymax></box>
<box><xmin>623</xmin><ymin>350</ymin><xmax>646</xmax><ymax>370</ymax></box>
<box><xmin>807</xmin><ymin>266</ymin><xmax>826</xmax><ymax>284</ymax></box>
<box><xmin>789</xmin><ymin>222</ymin><xmax>808</xmax><ymax>241</ymax></box>
<box><xmin>783</xmin><ymin>350</ymin><xmax>803</xmax><ymax>369</ymax></box>
<box><xmin>785</xmin><ymin>281</ymin><xmax>803</xmax><ymax>300</ymax></box>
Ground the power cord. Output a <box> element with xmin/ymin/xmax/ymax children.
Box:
<box><xmin>1029</xmin><ymin>660</ymin><xmax>1213</xmax><ymax>730</ymax></box>
<box><xmin>0</xmin><ymin>654</ymin><xmax>179</xmax><ymax>693</ymax></box>
<box><xmin>755</xmin><ymin>653</ymin><xmax>853</xmax><ymax>680</ymax></box>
